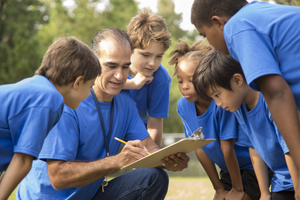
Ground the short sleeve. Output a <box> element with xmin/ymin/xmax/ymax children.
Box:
<box><xmin>216</xmin><ymin>108</ymin><xmax>238</xmax><ymax>141</ymax></box>
<box><xmin>9</xmin><ymin>107</ymin><xmax>61</xmax><ymax>158</ymax></box>
<box><xmin>177</xmin><ymin>104</ymin><xmax>192</xmax><ymax>138</ymax></box>
<box><xmin>39</xmin><ymin>108</ymin><xmax>80</xmax><ymax>161</ymax></box>
<box><xmin>228</xmin><ymin>30</ymin><xmax>282</xmax><ymax>90</ymax></box>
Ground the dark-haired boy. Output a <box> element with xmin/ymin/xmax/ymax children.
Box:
<box><xmin>191</xmin><ymin>1</ymin><xmax>300</xmax><ymax>197</ymax></box>
<box><xmin>193</xmin><ymin>49</ymin><xmax>296</xmax><ymax>200</ymax></box>
<box><xmin>0</xmin><ymin>36</ymin><xmax>101</xmax><ymax>199</ymax></box>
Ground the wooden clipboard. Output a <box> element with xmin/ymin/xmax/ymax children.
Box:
<box><xmin>122</xmin><ymin>138</ymin><xmax>215</xmax><ymax>170</ymax></box>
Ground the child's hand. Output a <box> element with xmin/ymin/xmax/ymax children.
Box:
<box><xmin>225</xmin><ymin>188</ymin><xmax>244</xmax><ymax>200</ymax></box>
<box><xmin>132</xmin><ymin>73</ymin><xmax>153</xmax><ymax>89</ymax></box>
<box><xmin>213</xmin><ymin>188</ymin><xmax>228</xmax><ymax>200</ymax></box>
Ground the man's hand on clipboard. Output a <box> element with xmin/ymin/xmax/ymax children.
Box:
<box><xmin>161</xmin><ymin>153</ymin><xmax>190</xmax><ymax>172</ymax></box>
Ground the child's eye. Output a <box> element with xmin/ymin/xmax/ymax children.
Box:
<box><xmin>178</xmin><ymin>81</ymin><xmax>182</xmax><ymax>84</ymax></box>
<box><xmin>215</xmin><ymin>94</ymin><xmax>220</xmax><ymax>97</ymax></box>
<box><xmin>142</xmin><ymin>54</ymin><xmax>149</xmax><ymax>57</ymax></box>
<box><xmin>157</xmin><ymin>55</ymin><xmax>163</xmax><ymax>58</ymax></box>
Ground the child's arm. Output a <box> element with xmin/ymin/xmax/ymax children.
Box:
<box><xmin>123</xmin><ymin>73</ymin><xmax>153</xmax><ymax>90</ymax></box>
<box><xmin>0</xmin><ymin>153</ymin><xmax>33</xmax><ymax>200</ymax></box>
<box><xmin>221</xmin><ymin>139</ymin><xmax>244</xmax><ymax>200</ymax></box>
<box><xmin>249</xmin><ymin>148</ymin><xmax>271</xmax><ymax>200</ymax></box>
<box><xmin>195</xmin><ymin>148</ymin><xmax>227</xmax><ymax>200</ymax></box>
<box><xmin>256</xmin><ymin>75</ymin><xmax>300</xmax><ymax>198</ymax></box>
<box><xmin>285</xmin><ymin>152</ymin><xmax>298</xmax><ymax>191</ymax></box>
<box><xmin>147</xmin><ymin>116</ymin><xmax>163</xmax><ymax>146</ymax></box>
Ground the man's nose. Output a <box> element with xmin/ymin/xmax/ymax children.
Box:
<box><xmin>114</xmin><ymin>69</ymin><xmax>123</xmax><ymax>80</ymax></box>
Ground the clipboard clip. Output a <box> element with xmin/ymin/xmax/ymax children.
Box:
<box><xmin>189</xmin><ymin>127</ymin><xmax>205</xmax><ymax>140</ymax></box>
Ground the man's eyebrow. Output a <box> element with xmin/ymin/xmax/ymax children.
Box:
<box><xmin>124</xmin><ymin>62</ymin><xmax>131</xmax><ymax>66</ymax></box>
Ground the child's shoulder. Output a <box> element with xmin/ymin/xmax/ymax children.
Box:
<box><xmin>1</xmin><ymin>75</ymin><xmax>64</xmax><ymax>118</ymax></box>
<box><xmin>153</xmin><ymin>64</ymin><xmax>171</xmax><ymax>81</ymax></box>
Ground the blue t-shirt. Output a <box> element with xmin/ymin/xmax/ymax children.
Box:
<box><xmin>234</xmin><ymin>93</ymin><xmax>293</xmax><ymax>192</ymax></box>
<box><xmin>17</xmin><ymin>91</ymin><xmax>150</xmax><ymax>200</ymax></box>
<box><xmin>128</xmin><ymin>64</ymin><xmax>171</xmax><ymax>123</ymax></box>
<box><xmin>224</xmin><ymin>1</ymin><xmax>300</xmax><ymax>110</ymax></box>
<box><xmin>0</xmin><ymin>75</ymin><xmax>64</xmax><ymax>171</ymax></box>
<box><xmin>177</xmin><ymin>97</ymin><xmax>253</xmax><ymax>172</ymax></box>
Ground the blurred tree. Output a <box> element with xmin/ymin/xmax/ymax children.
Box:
<box><xmin>0</xmin><ymin>0</ymin><xmax>48</xmax><ymax>84</ymax></box>
<box><xmin>272</xmin><ymin>0</ymin><xmax>299</xmax><ymax>5</ymax></box>
<box><xmin>38</xmin><ymin>0</ymin><xmax>138</xmax><ymax>51</ymax></box>
<box><xmin>37</xmin><ymin>0</ymin><xmax>101</xmax><ymax>50</ymax></box>
<box><xmin>157</xmin><ymin>0</ymin><xmax>187</xmax><ymax>41</ymax></box>
<box><xmin>157</xmin><ymin>0</ymin><xmax>199</xmax><ymax>43</ymax></box>
<box><xmin>101</xmin><ymin>0</ymin><xmax>138</xmax><ymax>30</ymax></box>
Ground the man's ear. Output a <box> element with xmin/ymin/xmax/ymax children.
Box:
<box><xmin>211</xmin><ymin>16</ymin><xmax>229</xmax><ymax>28</ymax></box>
<box><xmin>232</xmin><ymin>73</ymin><xmax>244</xmax><ymax>87</ymax></box>
<box><xmin>73</xmin><ymin>76</ymin><xmax>84</xmax><ymax>90</ymax></box>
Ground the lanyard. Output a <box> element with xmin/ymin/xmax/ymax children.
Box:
<box><xmin>90</xmin><ymin>88</ymin><xmax>114</xmax><ymax>157</ymax></box>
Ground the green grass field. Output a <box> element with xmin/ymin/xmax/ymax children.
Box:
<box><xmin>9</xmin><ymin>177</ymin><xmax>213</xmax><ymax>200</ymax></box>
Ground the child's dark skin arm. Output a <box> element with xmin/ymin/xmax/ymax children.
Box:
<box><xmin>221</xmin><ymin>139</ymin><xmax>244</xmax><ymax>200</ymax></box>
<box><xmin>195</xmin><ymin>148</ymin><xmax>228</xmax><ymax>200</ymax></box>
<box><xmin>249</xmin><ymin>148</ymin><xmax>271</xmax><ymax>200</ymax></box>
<box><xmin>0</xmin><ymin>153</ymin><xmax>33</xmax><ymax>200</ymax></box>
<box><xmin>255</xmin><ymin>74</ymin><xmax>300</xmax><ymax>199</ymax></box>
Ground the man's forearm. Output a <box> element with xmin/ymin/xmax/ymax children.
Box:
<box><xmin>47</xmin><ymin>155</ymin><xmax>120</xmax><ymax>190</ymax></box>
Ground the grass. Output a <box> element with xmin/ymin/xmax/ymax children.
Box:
<box><xmin>9</xmin><ymin>177</ymin><xmax>214</xmax><ymax>200</ymax></box>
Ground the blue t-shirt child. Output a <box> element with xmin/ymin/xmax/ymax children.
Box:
<box><xmin>17</xmin><ymin>91</ymin><xmax>150</xmax><ymax>200</ymax></box>
<box><xmin>128</xmin><ymin>64</ymin><xmax>171</xmax><ymax>123</ymax></box>
<box><xmin>234</xmin><ymin>93</ymin><xmax>293</xmax><ymax>192</ymax></box>
<box><xmin>224</xmin><ymin>1</ymin><xmax>300</xmax><ymax>110</ymax></box>
<box><xmin>177</xmin><ymin>97</ymin><xmax>253</xmax><ymax>172</ymax></box>
<box><xmin>0</xmin><ymin>75</ymin><xmax>64</xmax><ymax>171</ymax></box>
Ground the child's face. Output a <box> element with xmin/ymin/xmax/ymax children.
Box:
<box><xmin>196</xmin><ymin>23</ymin><xmax>229</xmax><ymax>55</ymax></box>
<box><xmin>177</xmin><ymin>60</ymin><xmax>198</xmax><ymax>103</ymax></box>
<box><xmin>207</xmin><ymin>80</ymin><xmax>243</xmax><ymax>112</ymax></box>
<box><xmin>64</xmin><ymin>78</ymin><xmax>95</xmax><ymax>109</ymax></box>
<box><xmin>130</xmin><ymin>41</ymin><xmax>165</xmax><ymax>77</ymax></box>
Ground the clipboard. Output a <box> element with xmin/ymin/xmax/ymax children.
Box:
<box><xmin>122</xmin><ymin>138</ymin><xmax>215</xmax><ymax>170</ymax></box>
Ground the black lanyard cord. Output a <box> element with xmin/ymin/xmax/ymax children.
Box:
<box><xmin>90</xmin><ymin>88</ymin><xmax>114</xmax><ymax>156</ymax></box>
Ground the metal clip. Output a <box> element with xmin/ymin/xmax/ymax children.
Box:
<box><xmin>101</xmin><ymin>176</ymin><xmax>108</xmax><ymax>192</ymax></box>
<box><xmin>189</xmin><ymin>127</ymin><xmax>205</xmax><ymax>140</ymax></box>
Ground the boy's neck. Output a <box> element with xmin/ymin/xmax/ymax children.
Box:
<box><xmin>195</xmin><ymin>98</ymin><xmax>212</xmax><ymax>116</ymax></box>
<box><xmin>244</xmin><ymin>89</ymin><xmax>260</xmax><ymax>111</ymax></box>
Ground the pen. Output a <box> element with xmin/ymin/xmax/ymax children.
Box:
<box><xmin>114</xmin><ymin>137</ymin><xmax>150</xmax><ymax>155</ymax></box>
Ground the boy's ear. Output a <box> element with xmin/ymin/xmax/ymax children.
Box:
<box><xmin>232</xmin><ymin>73</ymin><xmax>244</xmax><ymax>87</ymax></box>
<box><xmin>73</xmin><ymin>76</ymin><xmax>84</xmax><ymax>89</ymax></box>
<box><xmin>211</xmin><ymin>16</ymin><xmax>229</xmax><ymax>28</ymax></box>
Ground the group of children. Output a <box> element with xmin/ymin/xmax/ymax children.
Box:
<box><xmin>1</xmin><ymin>0</ymin><xmax>300</xmax><ymax>199</ymax></box>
